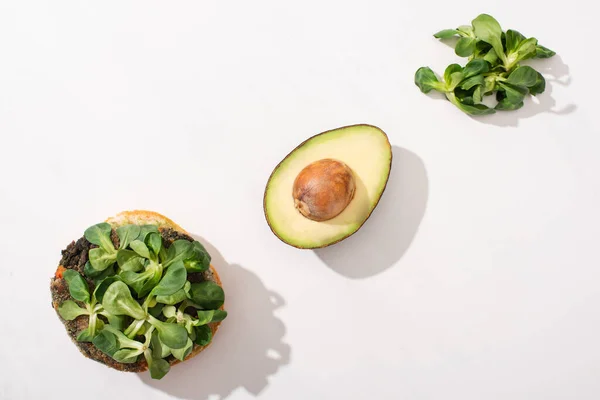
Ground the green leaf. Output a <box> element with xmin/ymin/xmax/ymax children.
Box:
<box><xmin>455</xmin><ymin>37</ymin><xmax>476</xmax><ymax>57</ymax></box>
<box><xmin>188</xmin><ymin>281</ymin><xmax>225</xmax><ymax>310</ymax></box>
<box><xmin>148</xmin><ymin>303</ymin><xmax>165</xmax><ymax>318</ymax></box>
<box><xmin>195</xmin><ymin>310</ymin><xmax>215</xmax><ymax>325</ymax></box>
<box><xmin>76</xmin><ymin>327</ymin><xmax>96</xmax><ymax>342</ymax></box>
<box><xmin>211</xmin><ymin>310</ymin><xmax>228</xmax><ymax>323</ymax></box>
<box><xmin>158</xmin><ymin>246</ymin><xmax>169</xmax><ymax>264</ymax></box>
<box><xmin>145</xmin><ymin>347</ymin><xmax>171</xmax><ymax>380</ymax></box>
<box><xmin>162</xmin><ymin>240</ymin><xmax>211</xmax><ymax>273</ymax></box>
<box><xmin>130</xmin><ymin>240</ymin><xmax>151</xmax><ymax>259</ymax></box>
<box><xmin>102</xmin><ymin>325</ymin><xmax>144</xmax><ymax>350</ymax></box>
<box><xmin>93</xmin><ymin>315</ymin><xmax>105</xmax><ymax>335</ymax></box>
<box><xmin>84</xmin><ymin>261</ymin><xmax>102</xmax><ymax>279</ymax></box>
<box><xmin>148</xmin><ymin>315</ymin><xmax>189</xmax><ymax>349</ymax></box>
<box><xmin>443</xmin><ymin>64</ymin><xmax>462</xmax><ymax>83</ymax></box>
<box><xmin>535</xmin><ymin>45</ymin><xmax>556</xmax><ymax>58</ymax></box>
<box><xmin>171</xmin><ymin>338</ymin><xmax>193</xmax><ymax>361</ymax></box>
<box><xmin>162</xmin><ymin>306</ymin><xmax>177</xmax><ymax>319</ymax></box>
<box><xmin>146</xmin><ymin>232</ymin><xmax>162</xmax><ymax>256</ymax></box>
<box><xmin>117</xmin><ymin>249</ymin><xmax>145</xmax><ymax>272</ymax></box>
<box><xmin>156</xmin><ymin>281</ymin><xmax>191</xmax><ymax>305</ymax></box>
<box><xmin>443</xmin><ymin>64</ymin><xmax>464</xmax><ymax>90</ymax></box>
<box><xmin>105</xmin><ymin>313</ymin><xmax>126</xmax><ymax>330</ymax></box>
<box><xmin>116</xmin><ymin>225</ymin><xmax>141</xmax><ymax>250</ymax></box>
<box><xmin>120</xmin><ymin>270</ymin><xmax>150</xmax><ymax>296</ymax></box>
<box><xmin>414</xmin><ymin>67</ymin><xmax>447</xmax><ymax>93</ymax></box>
<box><xmin>506</xmin><ymin>37</ymin><xmax>538</xmax><ymax>68</ymax></box>
<box><xmin>194</xmin><ymin>325</ymin><xmax>212</xmax><ymax>346</ymax></box>
<box><xmin>124</xmin><ymin>319</ymin><xmax>146</xmax><ymax>339</ymax></box>
<box><xmin>457</xmin><ymin>25</ymin><xmax>474</xmax><ymax>37</ymax></box>
<box><xmin>506</xmin><ymin>66</ymin><xmax>538</xmax><ymax>87</ymax></box>
<box><xmin>460</xmin><ymin>75</ymin><xmax>484</xmax><ymax>91</ymax></box>
<box><xmin>517</xmin><ymin>37</ymin><xmax>538</xmax><ymax>60</ymax></box>
<box><xmin>472</xmin><ymin>14</ymin><xmax>506</xmax><ymax>65</ymax></box>
<box><xmin>498</xmin><ymin>82</ymin><xmax>529</xmax><ymax>104</ymax></box>
<box><xmin>151</xmin><ymin>261</ymin><xmax>186</xmax><ymax>297</ymax></box>
<box><xmin>433</xmin><ymin>29</ymin><xmax>459</xmax><ymax>39</ymax></box>
<box><xmin>483</xmin><ymin>75</ymin><xmax>496</xmax><ymax>94</ymax></box>
<box><xmin>92</xmin><ymin>329</ymin><xmax>119</xmax><ymax>357</ymax></box>
<box><xmin>62</xmin><ymin>269</ymin><xmax>90</xmax><ymax>303</ymax></box>
<box><xmin>505</xmin><ymin>30</ymin><xmax>526</xmax><ymax>54</ymax></box>
<box><xmin>164</xmin><ymin>240</ymin><xmax>193</xmax><ymax>267</ymax></box>
<box><xmin>84</xmin><ymin>223</ymin><xmax>115</xmax><ymax>252</ymax></box>
<box><xmin>93</xmin><ymin>276</ymin><xmax>121</xmax><ymax>303</ymax></box>
<box><xmin>102</xmin><ymin>281</ymin><xmax>147</xmax><ymax>320</ymax></box>
<box><xmin>119</xmin><ymin>262</ymin><xmax>160</xmax><ymax>298</ymax></box>
<box><xmin>58</xmin><ymin>300</ymin><xmax>89</xmax><ymax>320</ymax></box>
<box><xmin>473</xmin><ymin>86</ymin><xmax>483</xmax><ymax>104</ymax></box>
<box><xmin>151</xmin><ymin>330</ymin><xmax>172</xmax><ymax>359</ymax></box>
<box><xmin>495</xmin><ymin>87</ymin><xmax>525</xmax><ymax>110</ymax></box>
<box><xmin>84</xmin><ymin>262</ymin><xmax>116</xmax><ymax>284</ymax></box>
<box><xmin>483</xmin><ymin>48</ymin><xmax>499</xmax><ymax>65</ymax></box>
<box><xmin>149</xmin><ymin>357</ymin><xmax>171</xmax><ymax>379</ymax></box>
<box><xmin>462</xmin><ymin>59</ymin><xmax>489</xmax><ymax>79</ymax></box>
<box><xmin>529</xmin><ymin>72</ymin><xmax>546</xmax><ymax>95</ymax></box>
<box><xmin>446</xmin><ymin>92</ymin><xmax>495</xmax><ymax>115</ymax></box>
<box><xmin>113</xmin><ymin>349</ymin><xmax>141</xmax><ymax>364</ymax></box>
<box><xmin>138</xmin><ymin>265</ymin><xmax>164</xmax><ymax>298</ymax></box>
<box><xmin>496</xmin><ymin>97</ymin><xmax>525</xmax><ymax>110</ymax></box>
<box><xmin>472</xmin><ymin>40</ymin><xmax>492</xmax><ymax>59</ymax></box>
<box><xmin>137</xmin><ymin>225</ymin><xmax>160</xmax><ymax>242</ymax></box>
<box><xmin>195</xmin><ymin>309</ymin><xmax>227</xmax><ymax>325</ymax></box>
<box><xmin>185</xmin><ymin>241</ymin><xmax>211</xmax><ymax>273</ymax></box>
<box><xmin>89</xmin><ymin>248</ymin><xmax>117</xmax><ymax>272</ymax></box>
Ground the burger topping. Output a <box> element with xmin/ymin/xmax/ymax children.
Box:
<box><xmin>55</xmin><ymin>222</ymin><xmax>227</xmax><ymax>380</ymax></box>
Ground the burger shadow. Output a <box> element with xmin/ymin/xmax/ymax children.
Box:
<box><xmin>138</xmin><ymin>235</ymin><xmax>291</xmax><ymax>399</ymax></box>
<box><xmin>314</xmin><ymin>146</ymin><xmax>428</xmax><ymax>279</ymax></box>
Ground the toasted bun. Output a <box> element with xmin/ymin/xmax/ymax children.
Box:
<box><xmin>53</xmin><ymin>210</ymin><xmax>224</xmax><ymax>372</ymax></box>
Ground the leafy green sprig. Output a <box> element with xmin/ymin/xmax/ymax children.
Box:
<box><xmin>414</xmin><ymin>13</ymin><xmax>556</xmax><ymax>115</ymax></box>
<box><xmin>57</xmin><ymin>223</ymin><xmax>227</xmax><ymax>380</ymax></box>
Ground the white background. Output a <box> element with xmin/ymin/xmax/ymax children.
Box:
<box><xmin>1</xmin><ymin>1</ymin><xmax>598</xmax><ymax>399</ymax></box>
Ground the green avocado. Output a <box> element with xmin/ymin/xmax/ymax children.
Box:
<box><xmin>263</xmin><ymin>124</ymin><xmax>392</xmax><ymax>249</ymax></box>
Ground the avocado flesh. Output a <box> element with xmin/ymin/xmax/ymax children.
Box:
<box><xmin>264</xmin><ymin>124</ymin><xmax>392</xmax><ymax>249</ymax></box>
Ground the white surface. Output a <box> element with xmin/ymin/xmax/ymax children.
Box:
<box><xmin>0</xmin><ymin>1</ymin><xmax>598</xmax><ymax>399</ymax></box>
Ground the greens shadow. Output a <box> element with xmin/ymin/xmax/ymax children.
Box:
<box><xmin>314</xmin><ymin>146</ymin><xmax>428</xmax><ymax>279</ymax></box>
<box><xmin>138</xmin><ymin>236</ymin><xmax>290</xmax><ymax>399</ymax></box>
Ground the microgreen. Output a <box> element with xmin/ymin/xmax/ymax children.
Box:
<box><xmin>85</xmin><ymin>223</ymin><xmax>118</xmax><ymax>271</ymax></box>
<box><xmin>415</xmin><ymin>13</ymin><xmax>556</xmax><ymax>115</ymax></box>
<box><xmin>57</xmin><ymin>222</ymin><xmax>226</xmax><ymax>380</ymax></box>
<box><xmin>57</xmin><ymin>270</ymin><xmax>119</xmax><ymax>342</ymax></box>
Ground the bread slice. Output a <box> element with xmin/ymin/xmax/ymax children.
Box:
<box><xmin>51</xmin><ymin>210</ymin><xmax>224</xmax><ymax>373</ymax></box>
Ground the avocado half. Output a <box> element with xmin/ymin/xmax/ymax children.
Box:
<box><xmin>263</xmin><ymin>124</ymin><xmax>392</xmax><ymax>249</ymax></box>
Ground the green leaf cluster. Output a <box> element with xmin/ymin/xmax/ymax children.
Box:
<box><xmin>57</xmin><ymin>223</ymin><xmax>226</xmax><ymax>380</ymax></box>
<box><xmin>415</xmin><ymin>14</ymin><xmax>556</xmax><ymax>115</ymax></box>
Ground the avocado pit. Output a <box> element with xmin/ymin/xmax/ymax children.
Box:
<box><xmin>292</xmin><ymin>158</ymin><xmax>356</xmax><ymax>222</ymax></box>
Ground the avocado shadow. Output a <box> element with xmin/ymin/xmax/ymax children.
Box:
<box><xmin>138</xmin><ymin>236</ymin><xmax>291</xmax><ymax>399</ymax></box>
<box><xmin>314</xmin><ymin>146</ymin><xmax>428</xmax><ymax>279</ymax></box>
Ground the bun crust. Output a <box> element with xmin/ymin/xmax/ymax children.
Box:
<box><xmin>51</xmin><ymin>210</ymin><xmax>224</xmax><ymax>373</ymax></box>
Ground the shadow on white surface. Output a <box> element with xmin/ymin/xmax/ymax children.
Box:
<box><xmin>314</xmin><ymin>146</ymin><xmax>428</xmax><ymax>279</ymax></box>
<box><xmin>139</xmin><ymin>235</ymin><xmax>290</xmax><ymax>399</ymax></box>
